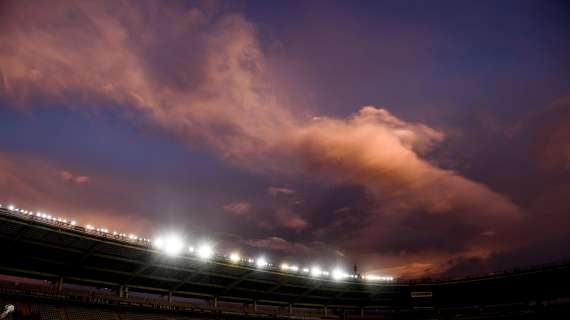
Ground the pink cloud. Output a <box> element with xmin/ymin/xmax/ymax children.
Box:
<box><xmin>275</xmin><ymin>208</ymin><xmax>308</xmax><ymax>231</ymax></box>
<box><xmin>60</xmin><ymin>170</ymin><xmax>90</xmax><ymax>185</ymax></box>
<box><xmin>267</xmin><ymin>186</ymin><xmax>296</xmax><ymax>196</ymax></box>
<box><xmin>245</xmin><ymin>237</ymin><xmax>311</xmax><ymax>253</ymax></box>
<box><xmin>223</xmin><ymin>202</ymin><xmax>252</xmax><ymax>216</ymax></box>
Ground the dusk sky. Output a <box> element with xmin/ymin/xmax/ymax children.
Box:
<box><xmin>1</xmin><ymin>0</ymin><xmax>570</xmax><ymax>278</ymax></box>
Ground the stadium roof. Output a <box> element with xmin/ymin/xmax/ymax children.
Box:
<box><xmin>2</xmin><ymin>206</ymin><xmax>570</xmax><ymax>309</ymax></box>
<box><xmin>0</xmin><ymin>207</ymin><xmax>403</xmax><ymax>307</ymax></box>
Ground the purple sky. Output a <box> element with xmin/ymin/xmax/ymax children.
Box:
<box><xmin>1</xmin><ymin>0</ymin><xmax>569</xmax><ymax>278</ymax></box>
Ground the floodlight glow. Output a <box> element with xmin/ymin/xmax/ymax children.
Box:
<box><xmin>364</xmin><ymin>274</ymin><xmax>393</xmax><ymax>281</ymax></box>
<box><xmin>280</xmin><ymin>263</ymin><xmax>289</xmax><ymax>271</ymax></box>
<box><xmin>153</xmin><ymin>237</ymin><xmax>164</xmax><ymax>249</ymax></box>
<box><xmin>70</xmin><ymin>220</ymin><xmax>76</xmax><ymax>226</ymax></box>
<box><xmin>310</xmin><ymin>266</ymin><xmax>322</xmax><ymax>277</ymax></box>
<box><xmin>289</xmin><ymin>265</ymin><xmax>299</xmax><ymax>272</ymax></box>
<box><xmin>188</xmin><ymin>246</ymin><xmax>195</xmax><ymax>253</ymax></box>
<box><xmin>332</xmin><ymin>268</ymin><xmax>348</xmax><ymax>280</ymax></box>
<box><xmin>229</xmin><ymin>252</ymin><xmax>240</xmax><ymax>263</ymax></box>
<box><xmin>302</xmin><ymin>268</ymin><xmax>309</xmax><ymax>273</ymax></box>
<box><xmin>162</xmin><ymin>235</ymin><xmax>184</xmax><ymax>256</ymax></box>
<box><xmin>197</xmin><ymin>244</ymin><xmax>214</xmax><ymax>259</ymax></box>
<box><xmin>8</xmin><ymin>205</ymin><xmax>14</xmax><ymax>211</ymax></box>
<box><xmin>256</xmin><ymin>257</ymin><xmax>268</xmax><ymax>268</ymax></box>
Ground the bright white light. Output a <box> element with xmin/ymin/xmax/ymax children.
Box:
<box><xmin>280</xmin><ymin>263</ymin><xmax>289</xmax><ymax>271</ymax></box>
<box><xmin>256</xmin><ymin>257</ymin><xmax>268</xmax><ymax>268</ymax></box>
<box><xmin>332</xmin><ymin>268</ymin><xmax>348</xmax><ymax>280</ymax></box>
<box><xmin>188</xmin><ymin>246</ymin><xmax>194</xmax><ymax>253</ymax></box>
<box><xmin>363</xmin><ymin>274</ymin><xmax>393</xmax><ymax>281</ymax></box>
<box><xmin>162</xmin><ymin>235</ymin><xmax>184</xmax><ymax>256</ymax></box>
<box><xmin>302</xmin><ymin>268</ymin><xmax>310</xmax><ymax>273</ymax></box>
<box><xmin>153</xmin><ymin>237</ymin><xmax>164</xmax><ymax>249</ymax></box>
<box><xmin>310</xmin><ymin>266</ymin><xmax>322</xmax><ymax>277</ymax></box>
<box><xmin>197</xmin><ymin>244</ymin><xmax>214</xmax><ymax>259</ymax></box>
<box><xmin>8</xmin><ymin>205</ymin><xmax>14</xmax><ymax>211</ymax></box>
<box><xmin>229</xmin><ymin>252</ymin><xmax>240</xmax><ymax>263</ymax></box>
<box><xmin>289</xmin><ymin>265</ymin><xmax>299</xmax><ymax>272</ymax></box>
<box><xmin>70</xmin><ymin>220</ymin><xmax>76</xmax><ymax>226</ymax></box>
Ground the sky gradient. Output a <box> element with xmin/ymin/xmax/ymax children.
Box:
<box><xmin>1</xmin><ymin>0</ymin><xmax>569</xmax><ymax>278</ymax></box>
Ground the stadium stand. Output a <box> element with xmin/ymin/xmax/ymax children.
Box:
<box><xmin>1</xmin><ymin>206</ymin><xmax>570</xmax><ymax>319</ymax></box>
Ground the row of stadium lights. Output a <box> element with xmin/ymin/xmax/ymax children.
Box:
<box><xmin>0</xmin><ymin>203</ymin><xmax>394</xmax><ymax>282</ymax></box>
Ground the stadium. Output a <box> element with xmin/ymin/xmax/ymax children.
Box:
<box><xmin>1</xmin><ymin>205</ymin><xmax>569</xmax><ymax>319</ymax></box>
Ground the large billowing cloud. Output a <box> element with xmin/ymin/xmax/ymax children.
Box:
<box><xmin>0</xmin><ymin>0</ymin><xmax>522</xmax><ymax>275</ymax></box>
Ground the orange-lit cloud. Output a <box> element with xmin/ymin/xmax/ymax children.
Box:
<box><xmin>60</xmin><ymin>170</ymin><xmax>89</xmax><ymax>185</ymax></box>
<box><xmin>268</xmin><ymin>186</ymin><xmax>296</xmax><ymax>196</ymax></box>
<box><xmin>223</xmin><ymin>202</ymin><xmax>252</xmax><ymax>216</ymax></box>
<box><xmin>0</xmin><ymin>0</ymin><xmax>524</xmax><ymax>275</ymax></box>
<box><xmin>275</xmin><ymin>208</ymin><xmax>308</xmax><ymax>231</ymax></box>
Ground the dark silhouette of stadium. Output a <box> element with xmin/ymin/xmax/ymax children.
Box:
<box><xmin>1</xmin><ymin>206</ymin><xmax>569</xmax><ymax>319</ymax></box>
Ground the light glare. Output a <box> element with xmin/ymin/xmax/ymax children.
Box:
<box><xmin>256</xmin><ymin>257</ymin><xmax>268</xmax><ymax>268</ymax></box>
<box><xmin>197</xmin><ymin>244</ymin><xmax>214</xmax><ymax>259</ymax></box>
<box><xmin>229</xmin><ymin>252</ymin><xmax>240</xmax><ymax>263</ymax></box>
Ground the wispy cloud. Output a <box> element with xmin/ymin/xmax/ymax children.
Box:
<box><xmin>223</xmin><ymin>201</ymin><xmax>252</xmax><ymax>216</ymax></box>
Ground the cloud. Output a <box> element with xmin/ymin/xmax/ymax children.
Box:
<box><xmin>267</xmin><ymin>186</ymin><xmax>296</xmax><ymax>196</ymax></box>
<box><xmin>534</xmin><ymin>97</ymin><xmax>570</xmax><ymax>172</ymax></box>
<box><xmin>0</xmin><ymin>0</ymin><xmax>523</xmax><ymax>275</ymax></box>
<box><xmin>223</xmin><ymin>201</ymin><xmax>252</xmax><ymax>216</ymax></box>
<box><xmin>275</xmin><ymin>208</ymin><xmax>308</xmax><ymax>231</ymax></box>
<box><xmin>60</xmin><ymin>170</ymin><xmax>90</xmax><ymax>185</ymax></box>
<box><xmin>245</xmin><ymin>236</ymin><xmax>311</xmax><ymax>253</ymax></box>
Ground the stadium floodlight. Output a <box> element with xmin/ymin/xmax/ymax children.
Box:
<box><xmin>162</xmin><ymin>235</ymin><xmax>184</xmax><ymax>256</ymax></box>
<box><xmin>8</xmin><ymin>205</ymin><xmax>14</xmax><ymax>211</ymax></box>
<box><xmin>188</xmin><ymin>246</ymin><xmax>195</xmax><ymax>253</ymax></box>
<box><xmin>256</xmin><ymin>257</ymin><xmax>268</xmax><ymax>268</ymax></box>
<box><xmin>280</xmin><ymin>263</ymin><xmax>289</xmax><ymax>271</ymax></box>
<box><xmin>153</xmin><ymin>237</ymin><xmax>164</xmax><ymax>249</ymax></box>
<box><xmin>70</xmin><ymin>220</ymin><xmax>76</xmax><ymax>226</ymax></box>
<box><xmin>332</xmin><ymin>268</ymin><xmax>348</xmax><ymax>280</ymax></box>
<box><xmin>364</xmin><ymin>274</ymin><xmax>391</xmax><ymax>281</ymax></box>
<box><xmin>197</xmin><ymin>243</ymin><xmax>214</xmax><ymax>260</ymax></box>
<box><xmin>310</xmin><ymin>266</ymin><xmax>322</xmax><ymax>277</ymax></box>
<box><xmin>289</xmin><ymin>265</ymin><xmax>299</xmax><ymax>272</ymax></box>
<box><xmin>229</xmin><ymin>252</ymin><xmax>240</xmax><ymax>263</ymax></box>
<box><xmin>302</xmin><ymin>268</ymin><xmax>310</xmax><ymax>273</ymax></box>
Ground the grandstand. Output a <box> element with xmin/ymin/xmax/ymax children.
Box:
<box><xmin>1</xmin><ymin>205</ymin><xmax>569</xmax><ymax>319</ymax></box>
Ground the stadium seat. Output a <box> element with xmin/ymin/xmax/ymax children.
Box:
<box><xmin>29</xmin><ymin>304</ymin><xmax>66</xmax><ymax>320</ymax></box>
<box><xmin>66</xmin><ymin>306</ymin><xmax>118</xmax><ymax>320</ymax></box>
